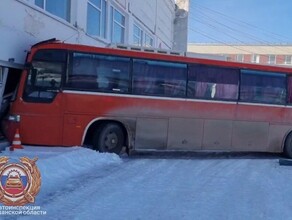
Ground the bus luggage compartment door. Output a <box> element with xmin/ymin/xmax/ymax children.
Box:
<box><xmin>167</xmin><ymin>118</ymin><xmax>203</xmax><ymax>150</ymax></box>
<box><xmin>135</xmin><ymin>118</ymin><xmax>168</xmax><ymax>150</ymax></box>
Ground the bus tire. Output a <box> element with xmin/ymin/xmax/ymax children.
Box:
<box><xmin>93</xmin><ymin>123</ymin><xmax>124</xmax><ymax>154</ymax></box>
<box><xmin>284</xmin><ymin>133</ymin><xmax>292</xmax><ymax>159</ymax></box>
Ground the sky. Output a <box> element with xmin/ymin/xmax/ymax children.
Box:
<box><xmin>188</xmin><ymin>0</ymin><xmax>292</xmax><ymax>44</ymax></box>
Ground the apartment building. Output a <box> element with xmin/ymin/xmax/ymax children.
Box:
<box><xmin>188</xmin><ymin>44</ymin><xmax>292</xmax><ymax>66</ymax></box>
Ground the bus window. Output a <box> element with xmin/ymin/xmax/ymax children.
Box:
<box><xmin>240</xmin><ymin>70</ymin><xmax>286</xmax><ymax>105</ymax></box>
<box><xmin>133</xmin><ymin>59</ymin><xmax>187</xmax><ymax>97</ymax></box>
<box><xmin>66</xmin><ymin>53</ymin><xmax>130</xmax><ymax>93</ymax></box>
<box><xmin>23</xmin><ymin>50</ymin><xmax>66</xmax><ymax>102</ymax></box>
<box><xmin>188</xmin><ymin>65</ymin><xmax>239</xmax><ymax>100</ymax></box>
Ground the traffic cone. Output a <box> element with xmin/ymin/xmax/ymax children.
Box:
<box><xmin>9</xmin><ymin>129</ymin><xmax>24</xmax><ymax>151</ymax></box>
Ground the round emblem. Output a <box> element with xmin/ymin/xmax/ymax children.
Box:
<box><xmin>0</xmin><ymin>157</ymin><xmax>41</xmax><ymax>206</ymax></box>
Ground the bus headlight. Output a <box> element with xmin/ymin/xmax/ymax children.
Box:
<box><xmin>8</xmin><ymin>114</ymin><xmax>21</xmax><ymax>122</ymax></box>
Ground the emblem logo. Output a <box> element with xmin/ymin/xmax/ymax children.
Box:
<box><xmin>0</xmin><ymin>157</ymin><xmax>41</xmax><ymax>206</ymax></box>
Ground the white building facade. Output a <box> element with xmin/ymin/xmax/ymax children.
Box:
<box><xmin>0</xmin><ymin>0</ymin><xmax>178</xmax><ymax>68</ymax></box>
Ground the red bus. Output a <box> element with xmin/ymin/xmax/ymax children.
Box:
<box><xmin>4</xmin><ymin>39</ymin><xmax>292</xmax><ymax>157</ymax></box>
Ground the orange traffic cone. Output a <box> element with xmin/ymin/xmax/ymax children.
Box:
<box><xmin>9</xmin><ymin>129</ymin><xmax>24</xmax><ymax>151</ymax></box>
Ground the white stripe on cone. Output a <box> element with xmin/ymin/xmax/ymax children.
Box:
<box><xmin>10</xmin><ymin>129</ymin><xmax>23</xmax><ymax>150</ymax></box>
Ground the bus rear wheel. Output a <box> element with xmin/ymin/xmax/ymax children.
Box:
<box><xmin>284</xmin><ymin>133</ymin><xmax>292</xmax><ymax>159</ymax></box>
<box><xmin>93</xmin><ymin>123</ymin><xmax>124</xmax><ymax>154</ymax></box>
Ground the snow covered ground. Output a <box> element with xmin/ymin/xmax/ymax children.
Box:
<box><xmin>0</xmin><ymin>146</ymin><xmax>291</xmax><ymax>220</ymax></box>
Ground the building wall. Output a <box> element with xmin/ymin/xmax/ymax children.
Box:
<box><xmin>188</xmin><ymin>44</ymin><xmax>292</xmax><ymax>66</ymax></box>
<box><xmin>128</xmin><ymin>0</ymin><xmax>175</xmax><ymax>49</ymax></box>
<box><xmin>0</xmin><ymin>0</ymin><xmax>178</xmax><ymax>67</ymax></box>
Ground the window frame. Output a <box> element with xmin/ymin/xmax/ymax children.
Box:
<box><xmin>86</xmin><ymin>0</ymin><xmax>107</xmax><ymax>38</ymax></box>
<box><xmin>251</xmin><ymin>54</ymin><xmax>260</xmax><ymax>63</ymax></box>
<box><xmin>285</xmin><ymin>55</ymin><xmax>292</xmax><ymax>65</ymax></box>
<box><xmin>110</xmin><ymin>7</ymin><xmax>126</xmax><ymax>44</ymax></box>
<box><xmin>133</xmin><ymin>24</ymin><xmax>143</xmax><ymax>46</ymax></box>
<box><xmin>23</xmin><ymin>49</ymin><xmax>67</xmax><ymax>103</ymax></box>
<box><xmin>239</xmin><ymin>69</ymin><xmax>287</xmax><ymax>105</ymax></box>
<box><xmin>132</xmin><ymin>59</ymin><xmax>187</xmax><ymax>98</ymax></box>
<box><xmin>65</xmin><ymin>51</ymin><xmax>131</xmax><ymax>94</ymax></box>
<box><xmin>187</xmin><ymin>64</ymin><xmax>240</xmax><ymax>101</ymax></box>
<box><xmin>35</xmin><ymin>0</ymin><xmax>71</xmax><ymax>22</ymax></box>
<box><xmin>268</xmin><ymin>55</ymin><xmax>276</xmax><ymax>65</ymax></box>
<box><xmin>236</xmin><ymin>54</ymin><xmax>244</xmax><ymax>62</ymax></box>
<box><xmin>144</xmin><ymin>33</ymin><xmax>154</xmax><ymax>47</ymax></box>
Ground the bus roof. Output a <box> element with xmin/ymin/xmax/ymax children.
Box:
<box><xmin>30</xmin><ymin>40</ymin><xmax>292</xmax><ymax>74</ymax></box>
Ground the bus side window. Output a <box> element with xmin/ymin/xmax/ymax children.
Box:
<box><xmin>97</xmin><ymin>57</ymin><xmax>130</xmax><ymax>93</ymax></box>
<box><xmin>67</xmin><ymin>53</ymin><xmax>130</xmax><ymax>93</ymax></box>
<box><xmin>188</xmin><ymin>64</ymin><xmax>239</xmax><ymax>101</ymax></box>
<box><xmin>133</xmin><ymin>59</ymin><xmax>187</xmax><ymax>97</ymax></box>
<box><xmin>68</xmin><ymin>56</ymin><xmax>98</xmax><ymax>89</ymax></box>
<box><xmin>240</xmin><ymin>70</ymin><xmax>286</xmax><ymax>105</ymax></box>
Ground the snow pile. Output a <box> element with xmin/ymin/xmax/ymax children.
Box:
<box><xmin>1</xmin><ymin>146</ymin><xmax>122</xmax><ymax>196</ymax></box>
<box><xmin>38</xmin><ymin>147</ymin><xmax>122</xmax><ymax>194</ymax></box>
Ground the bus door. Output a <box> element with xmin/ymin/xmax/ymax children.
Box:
<box><xmin>0</xmin><ymin>67</ymin><xmax>22</xmax><ymax>119</ymax></box>
<box><xmin>18</xmin><ymin>50</ymin><xmax>66</xmax><ymax>145</ymax></box>
<box><xmin>0</xmin><ymin>67</ymin><xmax>8</xmax><ymax>119</ymax></box>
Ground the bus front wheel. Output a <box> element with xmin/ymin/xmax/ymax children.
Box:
<box><xmin>93</xmin><ymin>123</ymin><xmax>124</xmax><ymax>154</ymax></box>
<box><xmin>284</xmin><ymin>133</ymin><xmax>292</xmax><ymax>159</ymax></box>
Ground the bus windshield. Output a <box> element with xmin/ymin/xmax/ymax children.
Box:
<box><xmin>23</xmin><ymin>50</ymin><xmax>66</xmax><ymax>102</ymax></box>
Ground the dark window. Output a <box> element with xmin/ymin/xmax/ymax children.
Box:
<box><xmin>33</xmin><ymin>49</ymin><xmax>67</xmax><ymax>62</ymax></box>
<box><xmin>66</xmin><ymin>53</ymin><xmax>130</xmax><ymax>93</ymax></box>
<box><xmin>288</xmin><ymin>77</ymin><xmax>292</xmax><ymax>104</ymax></box>
<box><xmin>188</xmin><ymin>65</ymin><xmax>239</xmax><ymax>100</ymax></box>
<box><xmin>240</xmin><ymin>70</ymin><xmax>286</xmax><ymax>104</ymax></box>
<box><xmin>23</xmin><ymin>50</ymin><xmax>66</xmax><ymax>102</ymax></box>
<box><xmin>133</xmin><ymin>59</ymin><xmax>187</xmax><ymax>97</ymax></box>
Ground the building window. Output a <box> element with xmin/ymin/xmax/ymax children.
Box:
<box><xmin>225</xmin><ymin>56</ymin><xmax>231</xmax><ymax>61</ymax></box>
<box><xmin>111</xmin><ymin>7</ymin><xmax>125</xmax><ymax>44</ymax></box>
<box><xmin>268</xmin><ymin>55</ymin><xmax>276</xmax><ymax>64</ymax></box>
<box><xmin>285</xmin><ymin>55</ymin><xmax>292</xmax><ymax>65</ymax></box>
<box><xmin>251</xmin><ymin>54</ymin><xmax>260</xmax><ymax>63</ymax></box>
<box><xmin>133</xmin><ymin>24</ymin><xmax>143</xmax><ymax>46</ymax></box>
<box><xmin>35</xmin><ymin>0</ymin><xmax>71</xmax><ymax>22</ymax></box>
<box><xmin>87</xmin><ymin>0</ymin><xmax>107</xmax><ymax>38</ymax></box>
<box><xmin>144</xmin><ymin>33</ymin><xmax>154</xmax><ymax>47</ymax></box>
<box><xmin>236</xmin><ymin>54</ymin><xmax>244</xmax><ymax>62</ymax></box>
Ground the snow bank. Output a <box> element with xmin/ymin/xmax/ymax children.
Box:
<box><xmin>1</xmin><ymin>146</ymin><xmax>122</xmax><ymax>196</ymax></box>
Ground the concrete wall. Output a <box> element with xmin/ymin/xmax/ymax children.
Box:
<box><xmin>129</xmin><ymin>0</ymin><xmax>175</xmax><ymax>49</ymax></box>
<box><xmin>173</xmin><ymin>0</ymin><xmax>189</xmax><ymax>52</ymax></box>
